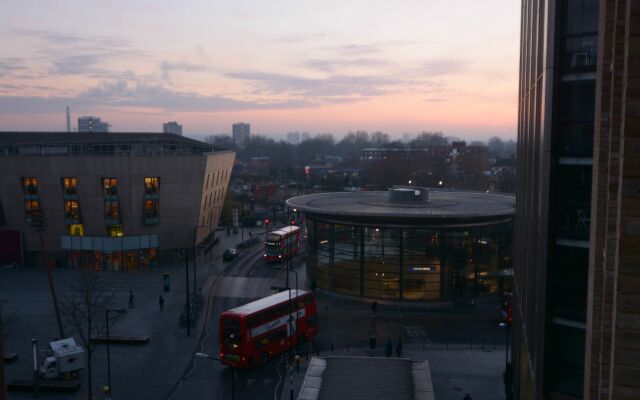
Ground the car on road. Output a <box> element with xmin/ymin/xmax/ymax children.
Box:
<box><xmin>222</xmin><ymin>248</ymin><xmax>239</xmax><ymax>261</ymax></box>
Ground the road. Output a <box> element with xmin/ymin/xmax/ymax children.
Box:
<box><xmin>166</xmin><ymin>243</ymin><xmax>297</xmax><ymax>400</ymax></box>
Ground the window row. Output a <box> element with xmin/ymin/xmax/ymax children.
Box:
<box><xmin>20</xmin><ymin>176</ymin><xmax>161</xmax><ymax>197</ymax></box>
<box><xmin>205</xmin><ymin>169</ymin><xmax>229</xmax><ymax>190</ymax></box>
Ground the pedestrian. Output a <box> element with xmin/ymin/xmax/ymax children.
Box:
<box><xmin>128</xmin><ymin>290</ymin><xmax>135</xmax><ymax>308</ymax></box>
<box><xmin>369</xmin><ymin>334</ymin><xmax>376</xmax><ymax>350</ymax></box>
<box><xmin>371</xmin><ymin>301</ymin><xmax>378</xmax><ymax>317</ymax></box>
<box><xmin>385</xmin><ymin>339</ymin><xmax>393</xmax><ymax>357</ymax></box>
<box><xmin>158</xmin><ymin>295</ymin><xmax>165</xmax><ymax>311</ymax></box>
<box><xmin>395</xmin><ymin>338</ymin><xmax>403</xmax><ymax>357</ymax></box>
<box><xmin>249</xmin><ymin>231</ymin><xmax>253</xmax><ymax>238</ymax></box>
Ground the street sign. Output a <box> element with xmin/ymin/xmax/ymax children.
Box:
<box><xmin>232</xmin><ymin>208</ymin><xmax>239</xmax><ymax>228</ymax></box>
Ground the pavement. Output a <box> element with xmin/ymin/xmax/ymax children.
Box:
<box><xmin>2</xmin><ymin>227</ymin><xmax>509</xmax><ymax>400</ymax></box>
<box><xmin>0</xmin><ymin>228</ymin><xmax>257</xmax><ymax>400</ymax></box>
<box><xmin>279</xmin><ymin>263</ymin><xmax>509</xmax><ymax>400</ymax></box>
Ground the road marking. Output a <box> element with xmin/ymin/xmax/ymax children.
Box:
<box><xmin>404</xmin><ymin>326</ymin><xmax>428</xmax><ymax>338</ymax></box>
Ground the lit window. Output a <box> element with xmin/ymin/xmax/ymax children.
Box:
<box><xmin>102</xmin><ymin>178</ymin><xmax>118</xmax><ymax>196</ymax></box>
<box><xmin>68</xmin><ymin>224</ymin><xmax>84</xmax><ymax>236</ymax></box>
<box><xmin>144</xmin><ymin>177</ymin><xmax>160</xmax><ymax>195</ymax></box>
<box><xmin>24</xmin><ymin>199</ymin><xmax>40</xmax><ymax>219</ymax></box>
<box><xmin>104</xmin><ymin>200</ymin><xmax>120</xmax><ymax>219</ymax></box>
<box><xmin>144</xmin><ymin>199</ymin><xmax>159</xmax><ymax>218</ymax></box>
<box><xmin>64</xmin><ymin>200</ymin><xmax>80</xmax><ymax>221</ymax></box>
<box><xmin>108</xmin><ymin>225</ymin><xmax>123</xmax><ymax>237</ymax></box>
<box><xmin>22</xmin><ymin>177</ymin><xmax>38</xmax><ymax>195</ymax></box>
<box><xmin>62</xmin><ymin>177</ymin><xmax>77</xmax><ymax>195</ymax></box>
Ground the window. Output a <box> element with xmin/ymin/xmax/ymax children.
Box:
<box><xmin>64</xmin><ymin>200</ymin><xmax>80</xmax><ymax>221</ymax></box>
<box><xmin>62</xmin><ymin>177</ymin><xmax>77</xmax><ymax>195</ymax></box>
<box><xmin>104</xmin><ymin>200</ymin><xmax>120</xmax><ymax>219</ymax></box>
<box><xmin>144</xmin><ymin>177</ymin><xmax>159</xmax><ymax>195</ymax></box>
<box><xmin>144</xmin><ymin>199</ymin><xmax>159</xmax><ymax>218</ymax></box>
<box><xmin>68</xmin><ymin>224</ymin><xmax>84</xmax><ymax>236</ymax></box>
<box><xmin>102</xmin><ymin>178</ymin><xmax>118</xmax><ymax>196</ymax></box>
<box><xmin>24</xmin><ymin>199</ymin><xmax>40</xmax><ymax>219</ymax></box>
<box><xmin>108</xmin><ymin>225</ymin><xmax>123</xmax><ymax>237</ymax></box>
<box><xmin>22</xmin><ymin>177</ymin><xmax>38</xmax><ymax>195</ymax></box>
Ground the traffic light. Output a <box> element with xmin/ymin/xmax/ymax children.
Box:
<box><xmin>264</xmin><ymin>218</ymin><xmax>270</xmax><ymax>226</ymax></box>
<box><xmin>290</xmin><ymin>219</ymin><xmax>296</xmax><ymax>225</ymax></box>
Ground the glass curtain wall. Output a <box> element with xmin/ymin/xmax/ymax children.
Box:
<box><xmin>306</xmin><ymin>216</ymin><xmax>513</xmax><ymax>300</ymax></box>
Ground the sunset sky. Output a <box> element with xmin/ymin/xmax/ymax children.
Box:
<box><xmin>0</xmin><ymin>0</ymin><xmax>520</xmax><ymax>140</ymax></box>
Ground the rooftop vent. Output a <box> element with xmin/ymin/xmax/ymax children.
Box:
<box><xmin>388</xmin><ymin>186</ymin><xmax>429</xmax><ymax>203</ymax></box>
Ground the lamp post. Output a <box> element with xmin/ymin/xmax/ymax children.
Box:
<box><xmin>499</xmin><ymin>322</ymin><xmax>511</xmax><ymax>370</ymax></box>
<box><xmin>105</xmin><ymin>308</ymin><xmax>126</xmax><ymax>397</ymax></box>
<box><xmin>194</xmin><ymin>353</ymin><xmax>236</xmax><ymax>400</ymax></box>
<box><xmin>193</xmin><ymin>224</ymin><xmax>209</xmax><ymax>295</ymax></box>
<box><xmin>32</xmin><ymin>338</ymin><xmax>39</xmax><ymax>397</ymax></box>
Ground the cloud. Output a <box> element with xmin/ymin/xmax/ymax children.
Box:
<box><xmin>302</xmin><ymin>57</ymin><xmax>390</xmax><ymax>72</ymax></box>
<box><xmin>272</xmin><ymin>33</ymin><xmax>327</xmax><ymax>43</ymax></box>
<box><xmin>0</xmin><ymin>79</ymin><xmax>314</xmax><ymax>114</ymax></box>
<box><xmin>0</xmin><ymin>57</ymin><xmax>29</xmax><ymax>77</ymax></box>
<box><xmin>225</xmin><ymin>70</ymin><xmax>399</xmax><ymax>99</ymax></box>
<box><xmin>418</xmin><ymin>59</ymin><xmax>467</xmax><ymax>76</ymax></box>
<box><xmin>159</xmin><ymin>61</ymin><xmax>211</xmax><ymax>81</ymax></box>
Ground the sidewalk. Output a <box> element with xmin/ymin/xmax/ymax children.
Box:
<box><xmin>0</xmin><ymin>229</ymin><xmax>256</xmax><ymax>400</ymax></box>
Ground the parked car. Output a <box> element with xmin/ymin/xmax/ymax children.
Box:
<box><xmin>223</xmin><ymin>248</ymin><xmax>239</xmax><ymax>261</ymax></box>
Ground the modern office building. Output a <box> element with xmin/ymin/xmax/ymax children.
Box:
<box><xmin>232</xmin><ymin>122</ymin><xmax>251</xmax><ymax>147</ymax></box>
<box><xmin>0</xmin><ymin>132</ymin><xmax>235</xmax><ymax>270</ymax></box>
<box><xmin>77</xmin><ymin>116</ymin><xmax>110</xmax><ymax>133</ymax></box>
<box><xmin>162</xmin><ymin>121</ymin><xmax>183</xmax><ymax>136</ymax></box>
<box><xmin>287</xmin><ymin>187</ymin><xmax>514</xmax><ymax>301</ymax></box>
<box><xmin>514</xmin><ymin>1</ymin><xmax>639</xmax><ymax>399</ymax></box>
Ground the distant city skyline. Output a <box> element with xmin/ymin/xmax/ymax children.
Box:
<box><xmin>0</xmin><ymin>1</ymin><xmax>520</xmax><ymax>140</ymax></box>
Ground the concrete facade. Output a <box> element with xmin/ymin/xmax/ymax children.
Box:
<box><xmin>0</xmin><ymin>132</ymin><xmax>235</xmax><ymax>268</ymax></box>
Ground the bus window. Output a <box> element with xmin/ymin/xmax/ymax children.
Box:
<box><xmin>223</xmin><ymin>318</ymin><xmax>242</xmax><ymax>348</ymax></box>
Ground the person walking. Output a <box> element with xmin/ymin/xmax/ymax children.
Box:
<box><xmin>395</xmin><ymin>338</ymin><xmax>403</xmax><ymax>357</ymax></box>
<box><xmin>369</xmin><ymin>334</ymin><xmax>377</xmax><ymax>350</ymax></box>
<box><xmin>128</xmin><ymin>290</ymin><xmax>135</xmax><ymax>308</ymax></box>
<box><xmin>385</xmin><ymin>339</ymin><xmax>393</xmax><ymax>357</ymax></box>
<box><xmin>158</xmin><ymin>295</ymin><xmax>165</xmax><ymax>311</ymax></box>
<box><xmin>249</xmin><ymin>231</ymin><xmax>253</xmax><ymax>238</ymax></box>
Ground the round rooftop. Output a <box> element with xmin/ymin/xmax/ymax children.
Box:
<box><xmin>286</xmin><ymin>189</ymin><xmax>515</xmax><ymax>227</ymax></box>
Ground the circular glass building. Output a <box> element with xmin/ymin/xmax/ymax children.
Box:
<box><xmin>286</xmin><ymin>188</ymin><xmax>514</xmax><ymax>301</ymax></box>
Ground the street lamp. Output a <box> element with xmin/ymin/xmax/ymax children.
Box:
<box><xmin>193</xmin><ymin>224</ymin><xmax>209</xmax><ymax>294</ymax></box>
<box><xmin>194</xmin><ymin>352</ymin><xmax>236</xmax><ymax>400</ymax></box>
<box><xmin>499</xmin><ymin>322</ymin><xmax>511</xmax><ymax>371</ymax></box>
<box><xmin>105</xmin><ymin>308</ymin><xmax>127</xmax><ymax>397</ymax></box>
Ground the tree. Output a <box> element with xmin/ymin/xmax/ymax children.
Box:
<box><xmin>410</xmin><ymin>131</ymin><xmax>448</xmax><ymax>147</ymax></box>
<box><xmin>60</xmin><ymin>271</ymin><xmax>120</xmax><ymax>400</ymax></box>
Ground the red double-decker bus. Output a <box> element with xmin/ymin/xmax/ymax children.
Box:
<box><xmin>219</xmin><ymin>289</ymin><xmax>318</xmax><ymax>368</ymax></box>
<box><xmin>264</xmin><ymin>226</ymin><xmax>300</xmax><ymax>262</ymax></box>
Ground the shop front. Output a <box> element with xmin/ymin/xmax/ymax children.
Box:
<box><xmin>61</xmin><ymin>234</ymin><xmax>159</xmax><ymax>271</ymax></box>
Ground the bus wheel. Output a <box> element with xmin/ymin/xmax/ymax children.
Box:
<box><xmin>261</xmin><ymin>352</ymin><xmax>269</xmax><ymax>365</ymax></box>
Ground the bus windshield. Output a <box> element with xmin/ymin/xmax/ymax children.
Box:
<box><xmin>222</xmin><ymin>317</ymin><xmax>242</xmax><ymax>348</ymax></box>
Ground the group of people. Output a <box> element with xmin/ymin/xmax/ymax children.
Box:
<box><xmin>127</xmin><ymin>290</ymin><xmax>166</xmax><ymax>311</ymax></box>
<box><xmin>369</xmin><ymin>334</ymin><xmax>403</xmax><ymax>358</ymax></box>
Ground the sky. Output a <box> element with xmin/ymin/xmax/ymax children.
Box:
<box><xmin>0</xmin><ymin>0</ymin><xmax>520</xmax><ymax>141</ymax></box>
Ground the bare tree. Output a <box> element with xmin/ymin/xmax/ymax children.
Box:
<box><xmin>60</xmin><ymin>271</ymin><xmax>120</xmax><ymax>400</ymax></box>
